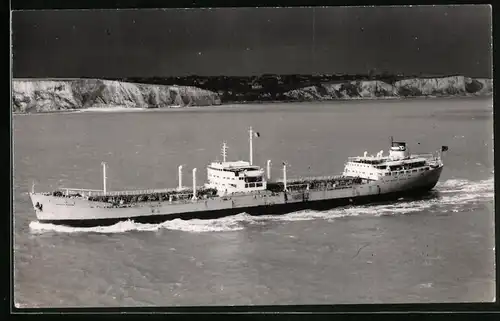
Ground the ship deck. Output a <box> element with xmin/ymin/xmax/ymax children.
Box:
<box><xmin>39</xmin><ymin>175</ymin><xmax>365</xmax><ymax>206</ymax></box>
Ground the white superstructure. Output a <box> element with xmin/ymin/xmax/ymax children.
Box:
<box><xmin>206</xmin><ymin>128</ymin><xmax>268</xmax><ymax>195</ymax></box>
<box><xmin>343</xmin><ymin>141</ymin><xmax>443</xmax><ymax>182</ymax></box>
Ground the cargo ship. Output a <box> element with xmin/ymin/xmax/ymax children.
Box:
<box><xmin>29</xmin><ymin>128</ymin><xmax>446</xmax><ymax>227</ymax></box>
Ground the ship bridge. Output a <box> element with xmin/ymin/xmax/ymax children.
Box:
<box><xmin>208</xmin><ymin>161</ymin><xmax>262</xmax><ymax>173</ymax></box>
<box><xmin>206</xmin><ymin>130</ymin><xmax>268</xmax><ymax>195</ymax></box>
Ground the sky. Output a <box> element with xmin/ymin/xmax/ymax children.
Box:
<box><xmin>12</xmin><ymin>6</ymin><xmax>492</xmax><ymax>78</ymax></box>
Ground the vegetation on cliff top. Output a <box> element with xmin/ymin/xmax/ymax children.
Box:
<box><xmin>103</xmin><ymin>72</ymin><xmax>491</xmax><ymax>103</ymax></box>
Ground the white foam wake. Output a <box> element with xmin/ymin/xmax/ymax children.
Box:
<box><xmin>29</xmin><ymin>177</ymin><xmax>494</xmax><ymax>234</ymax></box>
<box><xmin>29</xmin><ymin>213</ymin><xmax>251</xmax><ymax>234</ymax></box>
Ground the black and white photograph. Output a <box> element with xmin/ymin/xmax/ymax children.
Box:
<box><xmin>12</xmin><ymin>5</ymin><xmax>494</xmax><ymax>308</ymax></box>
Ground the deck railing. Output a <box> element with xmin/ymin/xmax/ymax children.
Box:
<box><xmin>275</xmin><ymin>175</ymin><xmax>345</xmax><ymax>183</ymax></box>
<box><xmin>59</xmin><ymin>186</ymin><xmax>204</xmax><ymax>197</ymax></box>
<box><xmin>347</xmin><ymin>153</ymin><xmax>438</xmax><ymax>162</ymax></box>
<box><xmin>347</xmin><ymin>156</ymin><xmax>386</xmax><ymax>162</ymax></box>
<box><xmin>411</xmin><ymin>153</ymin><xmax>437</xmax><ymax>160</ymax></box>
<box><xmin>57</xmin><ymin>188</ymin><xmax>104</xmax><ymax>196</ymax></box>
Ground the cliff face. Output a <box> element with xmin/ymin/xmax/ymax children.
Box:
<box><xmin>12</xmin><ymin>76</ymin><xmax>493</xmax><ymax>113</ymax></box>
<box><xmin>283</xmin><ymin>76</ymin><xmax>493</xmax><ymax>101</ymax></box>
<box><xmin>475</xmin><ymin>78</ymin><xmax>494</xmax><ymax>95</ymax></box>
<box><xmin>12</xmin><ymin>79</ymin><xmax>222</xmax><ymax>113</ymax></box>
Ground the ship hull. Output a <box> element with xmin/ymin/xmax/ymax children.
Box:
<box><xmin>30</xmin><ymin>166</ymin><xmax>443</xmax><ymax>228</ymax></box>
<box><xmin>37</xmin><ymin>183</ymin><xmax>437</xmax><ymax>227</ymax></box>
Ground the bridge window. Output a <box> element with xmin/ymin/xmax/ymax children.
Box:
<box><xmin>245</xmin><ymin>176</ymin><xmax>263</xmax><ymax>183</ymax></box>
<box><xmin>256</xmin><ymin>183</ymin><xmax>263</xmax><ymax>187</ymax></box>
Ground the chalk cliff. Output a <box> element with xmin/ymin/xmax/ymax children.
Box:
<box><xmin>12</xmin><ymin>78</ymin><xmax>222</xmax><ymax>113</ymax></box>
<box><xmin>12</xmin><ymin>76</ymin><xmax>492</xmax><ymax>113</ymax></box>
<box><xmin>283</xmin><ymin>76</ymin><xmax>493</xmax><ymax>101</ymax></box>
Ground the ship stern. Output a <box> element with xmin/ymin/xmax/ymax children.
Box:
<box><xmin>425</xmin><ymin>164</ymin><xmax>444</xmax><ymax>191</ymax></box>
<box><xmin>402</xmin><ymin>163</ymin><xmax>444</xmax><ymax>195</ymax></box>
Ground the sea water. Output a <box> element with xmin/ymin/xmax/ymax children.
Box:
<box><xmin>13</xmin><ymin>97</ymin><xmax>494</xmax><ymax>307</ymax></box>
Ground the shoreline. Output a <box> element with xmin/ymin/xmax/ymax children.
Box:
<box><xmin>12</xmin><ymin>94</ymin><xmax>492</xmax><ymax>115</ymax></box>
<box><xmin>79</xmin><ymin>106</ymin><xmax>149</xmax><ymax>113</ymax></box>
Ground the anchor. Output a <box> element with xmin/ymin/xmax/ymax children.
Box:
<box><xmin>35</xmin><ymin>202</ymin><xmax>43</xmax><ymax>211</ymax></box>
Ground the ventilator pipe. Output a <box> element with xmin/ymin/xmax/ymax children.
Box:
<box><xmin>283</xmin><ymin>163</ymin><xmax>287</xmax><ymax>192</ymax></box>
<box><xmin>178</xmin><ymin>165</ymin><xmax>183</xmax><ymax>190</ymax></box>
<box><xmin>267</xmin><ymin>160</ymin><xmax>272</xmax><ymax>180</ymax></box>
<box><xmin>101</xmin><ymin>162</ymin><xmax>107</xmax><ymax>194</ymax></box>
<box><xmin>192</xmin><ymin>168</ymin><xmax>197</xmax><ymax>200</ymax></box>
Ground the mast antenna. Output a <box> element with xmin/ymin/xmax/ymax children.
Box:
<box><xmin>221</xmin><ymin>141</ymin><xmax>228</xmax><ymax>163</ymax></box>
<box><xmin>249</xmin><ymin>127</ymin><xmax>253</xmax><ymax>165</ymax></box>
